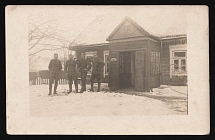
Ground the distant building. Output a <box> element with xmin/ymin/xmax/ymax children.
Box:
<box><xmin>70</xmin><ymin>16</ymin><xmax>187</xmax><ymax>91</ymax></box>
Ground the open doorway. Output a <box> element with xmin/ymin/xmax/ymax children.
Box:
<box><xmin>119</xmin><ymin>51</ymin><xmax>135</xmax><ymax>89</ymax></box>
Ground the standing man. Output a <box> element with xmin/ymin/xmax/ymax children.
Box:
<box><xmin>48</xmin><ymin>53</ymin><xmax>62</xmax><ymax>95</ymax></box>
<box><xmin>65</xmin><ymin>54</ymin><xmax>79</xmax><ymax>93</ymax></box>
<box><xmin>90</xmin><ymin>52</ymin><xmax>104</xmax><ymax>92</ymax></box>
<box><xmin>78</xmin><ymin>53</ymin><xmax>92</xmax><ymax>93</ymax></box>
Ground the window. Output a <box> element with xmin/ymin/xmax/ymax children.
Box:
<box><xmin>173</xmin><ymin>51</ymin><xmax>186</xmax><ymax>74</ymax></box>
<box><xmin>103</xmin><ymin>50</ymin><xmax>109</xmax><ymax>76</ymax></box>
<box><xmin>169</xmin><ymin>44</ymin><xmax>187</xmax><ymax>78</ymax></box>
<box><xmin>85</xmin><ymin>51</ymin><xmax>97</xmax><ymax>75</ymax></box>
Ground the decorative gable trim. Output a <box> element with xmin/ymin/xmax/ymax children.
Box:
<box><xmin>106</xmin><ymin>16</ymin><xmax>151</xmax><ymax>41</ymax></box>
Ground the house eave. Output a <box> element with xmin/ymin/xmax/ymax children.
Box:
<box><xmin>160</xmin><ymin>34</ymin><xmax>187</xmax><ymax>40</ymax></box>
<box><xmin>69</xmin><ymin>43</ymin><xmax>109</xmax><ymax>51</ymax></box>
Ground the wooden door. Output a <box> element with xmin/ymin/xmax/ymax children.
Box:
<box><xmin>109</xmin><ymin>51</ymin><xmax>119</xmax><ymax>91</ymax></box>
<box><xmin>119</xmin><ymin>53</ymin><xmax>124</xmax><ymax>88</ymax></box>
<box><xmin>119</xmin><ymin>52</ymin><xmax>132</xmax><ymax>89</ymax></box>
<box><xmin>123</xmin><ymin>52</ymin><xmax>132</xmax><ymax>88</ymax></box>
<box><xmin>135</xmin><ymin>50</ymin><xmax>145</xmax><ymax>91</ymax></box>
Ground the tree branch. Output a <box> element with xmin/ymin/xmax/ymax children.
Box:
<box><xmin>28</xmin><ymin>19</ymin><xmax>57</xmax><ymax>35</ymax></box>
<box><xmin>28</xmin><ymin>25</ymin><xmax>51</xmax><ymax>50</ymax></box>
<box><xmin>29</xmin><ymin>48</ymin><xmax>62</xmax><ymax>56</ymax></box>
<box><xmin>29</xmin><ymin>29</ymin><xmax>65</xmax><ymax>47</ymax></box>
<box><xmin>43</xmin><ymin>36</ymin><xmax>70</xmax><ymax>44</ymax></box>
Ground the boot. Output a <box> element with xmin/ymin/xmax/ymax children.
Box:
<box><xmin>84</xmin><ymin>84</ymin><xmax>87</xmax><ymax>91</ymax></box>
<box><xmin>54</xmin><ymin>85</ymin><xmax>57</xmax><ymax>95</ymax></box>
<box><xmin>68</xmin><ymin>83</ymin><xmax>72</xmax><ymax>94</ymax></box>
<box><xmin>90</xmin><ymin>82</ymin><xmax>94</xmax><ymax>92</ymax></box>
<box><xmin>48</xmin><ymin>89</ymin><xmax>52</xmax><ymax>95</ymax></box>
<box><xmin>79</xmin><ymin>85</ymin><xmax>85</xmax><ymax>93</ymax></box>
<box><xmin>79</xmin><ymin>88</ymin><xmax>84</xmax><ymax>93</ymax></box>
<box><xmin>79</xmin><ymin>84</ymin><xmax>84</xmax><ymax>93</ymax></box>
<box><xmin>84</xmin><ymin>85</ymin><xmax>87</xmax><ymax>91</ymax></box>
<box><xmin>48</xmin><ymin>83</ymin><xmax>52</xmax><ymax>95</ymax></box>
<box><xmin>97</xmin><ymin>82</ymin><xmax>101</xmax><ymax>92</ymax></box>
<box><xmin>75</xmin><ymin>84</ymin><xmax>78</xmax><ymax>93</ymax></box>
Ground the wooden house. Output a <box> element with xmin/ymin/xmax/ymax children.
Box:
<box><xmin>70</xmin><ymin>16</ymin><xmax>187</xmax><ymax>91</ymax></box>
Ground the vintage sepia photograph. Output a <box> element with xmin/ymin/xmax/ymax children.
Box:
<box><xmin>6</xmin><ymin>5</ymin><xmax>209</xmax><ymax>134</ymax></box>
<box><xmin>28</xmin><ymin>6</ymin><xmax>187</xmax><ymax>116</ymax></box>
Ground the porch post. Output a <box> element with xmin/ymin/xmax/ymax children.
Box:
<box><xmin>145</xmin><ymin>43</ymin><xmax>152</xmax><ymax>92</ymax></box>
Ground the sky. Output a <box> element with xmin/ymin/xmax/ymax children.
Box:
<box><xmin>28</xmin><ymin>5</ymin><xmax>187</xmax><ymax>70</ymax></box>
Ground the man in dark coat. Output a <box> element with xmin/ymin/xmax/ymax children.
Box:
<box><xmin>78</xmin><ymin>53</ymin><xmax>92</xmax><ymax>93</ymax></box>
<box><xmin>65</xmin><ymin>54</ymin><xmax>79</xmax><ymax>93</ymax></box>
<box><xmin>48</xmin><ymin>53</ymin><xmax>62</xmax><ymax>95</ymax></box>
<box><xmin>90</xmin><ymin>52</ymin><xmax>104</xmax><ymax>92</ymax></box>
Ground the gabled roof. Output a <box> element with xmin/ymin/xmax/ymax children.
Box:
<box><xmin>70</xmin><ymin>14</ymin><xmax>186</xmax><ymax>48</ymax></box>
<box><xmin>71</xmin><ymin>15</ymin><xmax>160</xmax><ymax>47</ymax></box>
<box><xmin>106</xmin><ymin>16</ymin><xmax>158</xmax><ymax>41</ymax></box>
<box><xmin>71</xmin><ymin>14</ymin><xmax>124</xmax><ymax>46</ymax></box>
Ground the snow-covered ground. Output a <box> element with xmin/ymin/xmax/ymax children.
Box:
<box><xmin>30</xmin><ymin>84</ymin><xmax>187</xmax><ymax>117</ymax></box>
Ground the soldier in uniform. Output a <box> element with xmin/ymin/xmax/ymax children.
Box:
<box><xmin>78</xmin><ymin>53</ymin><xmax>92</xmax><ymax>93</ymax></box>
<box><xmin>65</xmin><ymin>54</ymin><xmax>79</xmax><ymax>93</ymax></box>
<box><xmin>90</xmin><ymin>52</ymin><xmax>104</xmax><ymax>92</ymax></box>
<box><xmin>48</xmin><ymin>53</ymin><xmax>62</xmax><ymax>95</ymax></box>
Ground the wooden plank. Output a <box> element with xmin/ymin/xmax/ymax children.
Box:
<box><xmin>109</xmin><ymin>51</ymin><xmax>119</xmax><ymax>91</ymax></box>
<box><xmin>135</xmin><ymin>50</ymin><xmax>145</xmax><ymax>91</ymax></box>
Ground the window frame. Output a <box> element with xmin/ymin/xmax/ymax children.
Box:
<box><xmin>172</xmin><ymin>51</ymin><xmax>187</xmax><ymax>74</ymax></box>
<box><xmin>103</xmin><ymin>50</ymin><xmax>109</xmax><ymax>77</ymax></box>
<box><xmin>169</xmin><ymin>44</ymin><xmax>187</xmax><ymax>78</ymax></box>
<box><xmin>85</xmin><ymin>51</ymin><xmax>97</xmax><ymax>76</ymax></box>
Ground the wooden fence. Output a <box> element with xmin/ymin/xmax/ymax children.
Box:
<box><xmin>29</xmin><ymin>70</ymin><xmax>108</xmax><ymax>86</ymax></box>
<box><xmin>29</xmin><ymin>70</ymin><xmax>71</xmax><ymax>86</ymax></box>
<box><xmin>29</xmin><ymin>77</ymin><xmax>69</xmax><ymax>86</ymax></box>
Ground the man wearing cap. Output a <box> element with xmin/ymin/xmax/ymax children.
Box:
<box><xmin>90</xmin><ymin>52</ymin><xmax>104</xmax><ymax>92</ymax></box>
<box><xmin>48</xmin><ymin>53</ymin><xmax>62</xmax><ymax>95</ymax></box>
<box><xmin>78</xmin><ymin>53</ymin><xmax>92</xmax><ymax>93</ymax></box>
<box><xmin>65</xmin><ymin>54</ymin><xmax>79</xmax><ymax>93</ymax></box>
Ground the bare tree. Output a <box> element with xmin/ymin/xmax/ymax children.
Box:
<box><xmin>28</xmin><ymin>13</ymin><xmax>71</xmax><ymax>70</ymax></box>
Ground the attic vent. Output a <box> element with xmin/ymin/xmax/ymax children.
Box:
<box><xmin>124</xmin><ymin>21</ymin><xmax>130</xmax><ymax>26</ymax></box>
<box><xmin>124</xmin><ymin>22</ymin><xmax>131</xmax><ymax>32</ymax></box>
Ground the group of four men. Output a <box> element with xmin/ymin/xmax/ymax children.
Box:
<box><xmin>48</xmin><ymin>52</ymin><xmax>104</xmax><ymax>95</ymax></box>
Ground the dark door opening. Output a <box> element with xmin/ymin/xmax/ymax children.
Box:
<box><xmin>119</xmin><ymin>51</ymin><xmax>135</xmax><ymax>89</ymax></box>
